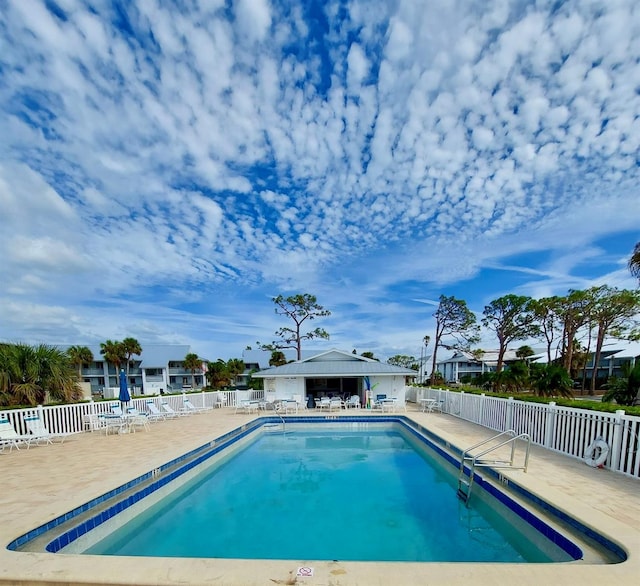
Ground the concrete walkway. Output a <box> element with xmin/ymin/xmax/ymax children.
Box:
<box><xmin>1</xmin><ymin>407</ymin><xmax>638</xmax><ymax>585</ymax></box>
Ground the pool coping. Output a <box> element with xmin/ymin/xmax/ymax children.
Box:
<box><xmin>1</xmin><ymin>408</ymin><xmax>638</xmax><ymax>585</ymax></box>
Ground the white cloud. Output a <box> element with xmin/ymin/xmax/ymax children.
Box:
<box><xmin>0</xmin><ymin>0</ymin><xmax>639</xmax><ymax>360</ymax></box>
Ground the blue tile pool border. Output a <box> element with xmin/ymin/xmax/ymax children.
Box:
<box><xmin>6</xmin><ymin>415</ymin><xmax>626</xmax><ymax>562</ymax></box>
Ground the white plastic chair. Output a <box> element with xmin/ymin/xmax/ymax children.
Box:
<box><xmin>126</xmin><ymin>408</ymin><xmax>150</xmax><ymax>432</ymax></box>
<box><xmin>329</xmin><ymin>397</ymin><xmax>344</xmax><ymax>411</ymax></box>
<box><xmin>346</xmin><ymin>395</ymin><xmax>361</xmax><ymax>409</ymax></box>
<box><xmin>316</xmin><ymin>396</ymin><xmax>331</xmax><ymax>410</ymax></box>
<box><xmin>24</xmin><ymin>416</ymin><xmax>65</xmax><ymax>445</ymax></box>
<box><xmin>0</xmin><ymin>417</ymin><xmax>35</xmax><ymax>451</ymax></box>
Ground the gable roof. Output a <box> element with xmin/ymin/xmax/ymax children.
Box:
<box><xmin>252</xmin><ymin>348</ymin><xmax>415</xmax><ymax>378</ymax></box>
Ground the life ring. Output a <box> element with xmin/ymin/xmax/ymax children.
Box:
<box><xmin>584</xmin><ymin>438</ymin><xmax>609</xmax><ymax>468</ymax></box>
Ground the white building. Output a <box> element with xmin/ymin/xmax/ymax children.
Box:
<box><xmin>62</xmin><ymin>344</ymin><xmax>205</xmax><ymax>397</ymax></box>
<box><xmin>251</xmin><ymin>348</ymin><xmax>416</xmax><ymax>406</ymax></box>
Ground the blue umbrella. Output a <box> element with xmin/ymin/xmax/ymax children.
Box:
<box><xmin>119</xmin><ymin>369</ymin><xmax>130</xmax><ymax>408</ymax></box>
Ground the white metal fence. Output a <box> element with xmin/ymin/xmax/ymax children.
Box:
<box><xmin>417</xmin><ymin>387</ymin><xmax>640</xmax><ymax>480</ymax></box>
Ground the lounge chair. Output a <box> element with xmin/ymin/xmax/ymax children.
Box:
<box><xmin>182</xmin><ymin>398</ymin><xmax>211</xmax><ymax>413</ymax></box>
<box><xmin>235</xmin><ymin>400</ymin><xmax>260</xmax><ymax>414</ymax></box>
<box><xmin>380</xmin><ymin>398</ymin><xmax>397</xmax><ymax>413</ymax></box>
<box><xmin>145</xmin><ymin>400</ymin><xmax>167</xmax><ymax>421</ymax></box>
<box><xmin>346</xmin><ymin>395</ymin><xmax>361</xmax><ymax>409</ymax></box>
<box><xmin>329</xmin><ymin>397</ymin><xmax>344</xmax><ymax>411</ymax></box>
<box><xmin>372</xmin><ymin>394</ymin><xmax>387</xmax><ymax>410</ymax></box>
<box><xmin>24</xmin><ymin>415</ymin><xmax>66</xmax><ymax>445</ymax></box>
<box><xmin>161</xmin><ymin>401</ymin><xmax>185</xmax><ymax>417</ymax></box>
<box><xmin>0</xmin><ymin>417</ymin><xmax>35</xmax><ymax>451</ymax></box>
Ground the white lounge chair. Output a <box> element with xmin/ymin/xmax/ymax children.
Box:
<box><xmin>24</xmin><ymin>415</ymin><xmax>66</xmax><ymax>445</ymax></box>
<box><xmin>182</xmin><ymin>398</ymin><xmax>211</xmax><ymax>413</ymax></box>
<box><xmin>372</xmin><ymin>394</ymin><xmax>387</xmax><ymax>410</ymax></box>
<box><xmin>235</xmin><ymin>400</ymin><xmax>260</xmax><ymax>414</ymax></box>
<box><xmin>145</xmin><ymin>400</ymin><xmax>167</xmax><ymax>421</ymax></box>
<box><xmin>161</xmin><ymin>402</ymin><xmax>184</xmax><ymax>418</ymax></box>
<box><xmin>380</xmin><ymin>398</ymin><xmax>397</xmax><ymax>413</ymax></box>
<box><xmin>0</xmin><ymin>417</ymin><xmax>35</xmax><ymax>451</ymax></box>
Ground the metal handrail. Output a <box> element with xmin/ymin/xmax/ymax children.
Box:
<box><xmin>457</xmin><ymin>430</ymin><xmax>531</xmax><ymax>504</ymax></box>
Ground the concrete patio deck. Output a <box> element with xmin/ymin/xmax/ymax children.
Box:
<box><xmin>1</xmin><ymin>406</ymin><xmax>638</xmax><ymax>585</ymax></box>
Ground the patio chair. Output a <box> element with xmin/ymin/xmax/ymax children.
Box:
<box><xmin>282</xmin><ymin>399</ymin><xmax>298</xmax><ymax>414</ymax></box>
<box><xmin>161</xmin><ymin>401</ymin><xmax>186</xmax><ymax>418</ymax></box>
<box><xmin>126</xmin><ymin>408</ymin><xmax>150</xmax><ymax>432</ymax></box>
<box><xmin>82</xmin><ymin>413</ymin><xmax>104</xmax><ymax>432</ymax></box>
<box><xmin>182</xmin><ymin>398</ymin><xmax>211</xmax><ymax>414</ymax></box>
<box><xmin>110</xmin><ymin>404</ymin><xmax>124</xmax><ymax>417</ymax></box>
<box><xmin>214</xmin><ymin>392</ymin><xmax>228</xmax><ymax>408</ymax></box>
<box><xmin>380</xmin><ymin>398</ymin><xmax>397</xmax><ymax>413</ymax></box>
<box><xmin>329</xmin><ymin>397</ymin><xmax>344</xmax><ymax>411</ymax></box>
<box><xmin>0</xmin><ymin>417</ymin><xmax>36</xmax><ymax>451</ymax></box>
<box><xmin>316</xmin><ymin>396</ymin><xmax>331</xmax><ymax>410</ymax></box>
<box><xmin>24</xmin><ymin>415</ymin><xmax>66</xmax><ymax>445</ymax></box>
<box><xmin>235</xmin><ymin>400</ymin><xmax>260</xmax><ymax>414</ymax></box>
<box><xmin>372</xmin><ymin>394</ymin><xmax>387</xmax><ymax>410</ymax></box>
<box><xmin>99</xmin><ymin>414</ymin><xmax>128</xmax><ymax>435</ymax></box>
<box><xmin>346</xmin><ymin>395</ymin><xmax>361</xmax><ymax>409</ymax></box>
<box><xmin>145</xmin><ymin>400</ymin><xmax>167</xmax><ymax>421</ymax></box>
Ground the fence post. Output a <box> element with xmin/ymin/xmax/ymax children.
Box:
<box><xmin>506</xmin><ymin>397</ymin><xmax>514</xmax><ymax>430</ymax></box>
<box><xmin>544</xmin><ymin>401</ymin><xmax>556</xmax><ymax>448</ymax></box>
<box><xmin>479</xmin><ymin>393</ymin><xmax>486</xmax><ymax>426</ymax></box>
<box><xmin>609</xmin><ymin>409</ymin><xmax>626</xmax><ymax>472</ymax></box>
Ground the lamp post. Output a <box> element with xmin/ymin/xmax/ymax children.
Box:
<box><xmin>421</xmin><ymin>335</ymin><xmax>430</xmax><ymax>384</ymax></box>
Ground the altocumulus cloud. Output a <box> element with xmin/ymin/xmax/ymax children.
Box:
<box><xmin>0</xmin><ymin>0</ymin><xmax>638</xmax><ymax>358</ymax></box>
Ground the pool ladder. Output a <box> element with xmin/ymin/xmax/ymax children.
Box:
<box><xmin>264</xmin><ymin>407</ymin><xmax>286</xmax><ymax>434</ymax></box>
<box><xmin>457</xmin><ymin>430</ymin><xmax>531</xmax><ymax>504</ymax></box>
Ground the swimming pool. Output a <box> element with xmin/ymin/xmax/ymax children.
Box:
<box><xmin>9</xmin><ymin>416</ymin><xmax>625</xmax><ymax>565</ymax></box>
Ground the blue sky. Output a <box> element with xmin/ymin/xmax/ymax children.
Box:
<box><xmin>0</xmin><ymin>0</ymin><xmax>638</xmax><ymax>362</ymax></box>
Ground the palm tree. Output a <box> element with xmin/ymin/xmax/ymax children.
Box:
<box><xmin>67</xmin><ymin>345</ymin><xmax>94</xmax><ymax>380</ymax></box>
<box><xmin>629</xmin><ymin>242</ymin><xmax>640</xmax><ymax>281</ymax></box>
<box><xmin>269</xmin><ymin>351</ymin><xmax>287</xmax><ymax>366</ymax></box>
<box><xmin>121</xmin><ymin>337</ymin><xmax>142</xmax><ymax>376</ymax></box>
<box><xmin>0</xmin><ymin>343</ymin><xmax>81</xmax><ymax>406</ymax></box>
<box><xmin>226</xmin><ymin>358</ymin><xmax>245</xmax><ymax>386</ymax></box>
<box><xmin>100</xmin><ymin>340</ymin><xmax>126</xmax><ymax>379</ymax></box>
<box><xmin>205</xmin><ymin>360</ymin><xmax>230</xmax><ymax>389</ymax></box>
<box><xmin>183</xmin><ymin>353</ymin><xmax>202</xmax><ymax>389</ymax></box>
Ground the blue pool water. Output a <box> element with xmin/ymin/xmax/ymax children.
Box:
<box><xmin>83</xmin><ymin>424</ymin><xmax>573</xmax><ymax>562</ymax></box>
